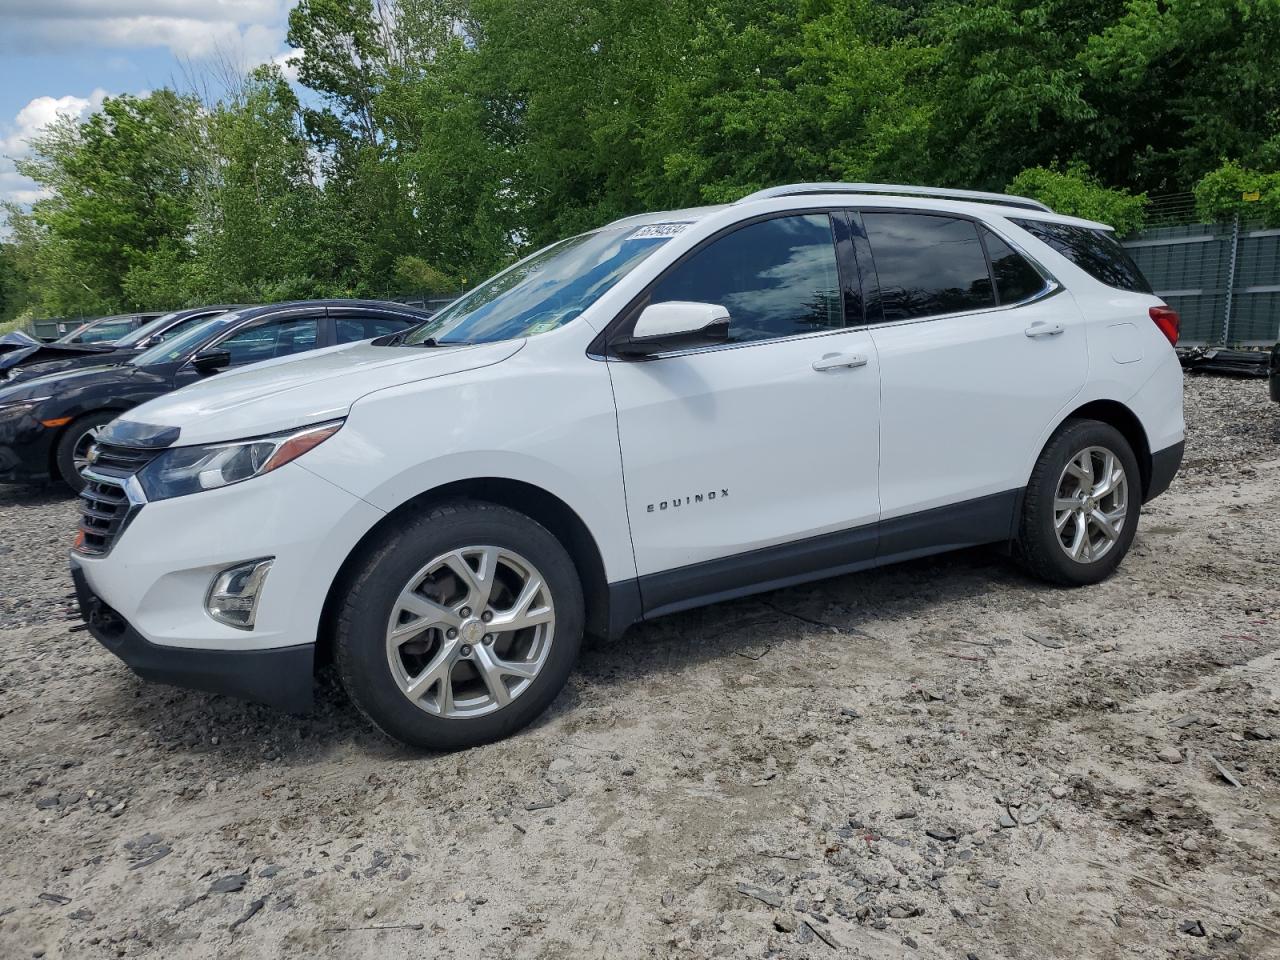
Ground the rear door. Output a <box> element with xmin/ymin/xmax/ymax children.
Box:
<box><xmin>327</xmin><ymin>305</ymin><xmax>422</xmax><ymax>344</ymax></box>
<box><xmin>859</xmin><ymin>210</ymin><xmax>1089</xmax><ymax>540</ymax></box>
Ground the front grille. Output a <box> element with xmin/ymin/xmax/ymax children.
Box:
<box><xmin>88</xmin><ymin>441</ymin><xmax>161</xmax><ymax>476</ymax></box>
<box><xmin>76</xmin><ymin>442</ymin><xmax>162</xmax><ymax>556</ymax></box>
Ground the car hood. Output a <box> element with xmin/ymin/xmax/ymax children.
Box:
<box><xmin>0</xmin><ymin>330</ymin><xmax>41</xmax><ymax>355</ymax></box>
<box><xmin>2</xmin><ymin>347</ymin><xmax>139</xmax><ymax>383</ymax></box>
<box><xmin>112</xmin><ymin>339</ymin><xmax>525</xmax><ymax>446</ymax></box>
<box><xmin>0</xmin><ymin>341</ymin><xmax>118</xmax><ymax>369</ymax></box>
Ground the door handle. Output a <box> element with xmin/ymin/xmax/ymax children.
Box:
<box><xmin>812</xmin><ymin>352</ymin><xmax>869</xmax><ymax>372</ymax></box>
<box><xmin>1025</xmin><ymin>321</ymin><xmax>1064</xmax><ymax>338</ymax></box>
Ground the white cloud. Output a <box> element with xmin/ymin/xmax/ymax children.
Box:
<box><xmin>0</xmin><ymin>90</ymin><xmax>109</xmax><ymax>157</ymax></box>
<box><xmin>0</xmin><ymin>2</ymin><xmax>296</xmax><ymax>62</ymax></box>
<box><xmin>0</xmin><ymin>2</ymin><xmax>302</xmax><ymax>219</ymax></box>
<box><xmin>272</xmin><ymin>47</ymin><xmax>303</xmax><ymax>84</ymax></box>
<box><xmin>0</xmin><ymin>90</ymin><xmax>110</xmax><ymax>215</ymax></box>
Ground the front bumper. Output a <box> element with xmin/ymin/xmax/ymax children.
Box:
<box><xmin>70</xmin><ymin>459</ymin><xmax>385</xmax><ymax>708</ymax></box>
<box><xmin>72</xmin><ymin>562</ymin><xmax>314</xmax><ymax>711</ymax></box>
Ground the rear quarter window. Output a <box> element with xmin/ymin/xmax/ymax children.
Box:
<box><xmin>1011</xmin><ymin>219</ymin><xmax>1152</xmax><ymax>294</ymax></box>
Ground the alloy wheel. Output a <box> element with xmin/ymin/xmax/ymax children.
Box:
<box><xmin>72</xmin><ymin>425</ymin><xmax>106</xmax><ymax>475</ymax></box>
<box><xmin>384</xmin><ymin>545</ymin><xmax>556</xmax><ymax>718</ymax></box>
<box><xmin>1053</xmin><ymin>445</ymin><xmax>1129</xmax><ymax>564</ymax></box>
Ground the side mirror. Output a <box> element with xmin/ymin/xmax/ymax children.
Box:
<box><xmin>192</xmin><ymin>347</ymin><xmax>232</xmax><ymax>374</ymax></box>
<box><xmin>614</xmin><ymin>301</ymin><xmax>730</xmax><ymax>358</ymax></box>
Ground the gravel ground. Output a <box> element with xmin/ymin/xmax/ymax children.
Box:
<box><xmin>0</xmin><ymin>375</ymin><xmax>1277</xmax><ymax>959</ymax></box>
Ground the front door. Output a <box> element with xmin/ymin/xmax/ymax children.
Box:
<box><xmin>605</xmin><ymin>212</ymin><xmax>882</xmax><ymax>615</ymax></box>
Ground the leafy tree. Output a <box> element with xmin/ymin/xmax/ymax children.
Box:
<box><xmin>1008</xmin><ymin>163</ymin><xmax>1147</xmax><ymax>234</ymax></box>
<box><xmin>1081</xmin><ymin>0</ymin><xmax>1280</xmax><ymax>190</ymax></box>
<box><xmin>0</xmin><ymin>242</ymin><xmax>33</xmax><ymax>322</ymax></box>
<box><xmin>189</xmin><ymin>66</ymin><xmax>327</xmax><ymax>301</ymax></box>
<box><xmin>1193</xmin><ymin>161</ymin><xmax>1280</xmax><ymax>227</ymax></box>
<box><xmin>645</xmin><ymin>0</ymin><xmax>935</xmax><ymax>206</ymax></box>
<box><xmin>8</xmin><ymin>0</ymin><xmax>1280</xmax><ymax>316</ymax></box>
<box><xmin>14</xmin><ymin>90</ymin><xmax>205</xmax><ymax>313</ymax></box>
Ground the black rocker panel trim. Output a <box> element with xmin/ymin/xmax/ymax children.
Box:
<box><xmin>631</xmin><ymin>489</ymin><xmax>1020</xmax><ymax>622</ymax></box>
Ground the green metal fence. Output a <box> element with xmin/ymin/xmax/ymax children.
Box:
<box><xmin>1123</xmin><ymin>216</ymin><xmax>1280</xmax><ymax>346</ymax></box>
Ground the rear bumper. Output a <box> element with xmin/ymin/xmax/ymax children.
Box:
<box><xmin>1146</xmin><ymin>440</ymin><xmax>1183</xmax><ymax>502</ymax></box>
<box><xmin>71</xmin><ymin>561</ymin><xmax>314</xmax><ymax>711</ymax></box>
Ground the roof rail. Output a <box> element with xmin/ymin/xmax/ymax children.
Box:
<box><xmin>735</xmin><ymin>182</ymin><xmax>1053</xmax><ymax>214</ymax></box>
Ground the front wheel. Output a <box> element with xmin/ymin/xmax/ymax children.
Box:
<box><xmin>1016</xmin><ymin>419</ymin><xmax>1142</xmax><ymax>586</ymax></box>
<box><xmin>54</xmin><ymin>411</ymin><xmax>117</xmax><ymax>493</ymax></box>
<box><xmin>335</xmin><ymin>500</ymin><xmax>584</xmax><ymax>750</ymax></box>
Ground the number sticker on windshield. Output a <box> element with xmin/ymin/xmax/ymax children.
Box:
<box><xmin>629</xmin><ymin>222</ymin><xmax>688</xmax><ymax>239</ymax></box>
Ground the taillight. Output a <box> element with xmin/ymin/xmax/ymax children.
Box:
<box><xmin>1149</xmin><ymin>305</ymin><xmax>1179</xmax><ymax>346</ymax></box>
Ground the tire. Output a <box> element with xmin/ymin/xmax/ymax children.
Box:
<box><xmin>1016</xmin><ymin>419</ymin><xmax>1142</xmax><ymax>586</ymax></box>
<box><xmin>335</xmin><ymin>500</ymin><xmax>584</xmax><ymax>750</ymax></box>
<box><xmin>54</xmin><ymin>411</ymin><xmax>117</xmax><ymax>493</ymax></box>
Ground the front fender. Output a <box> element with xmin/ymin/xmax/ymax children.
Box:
<box><xmin>299</xmin><ymin>352</ymin><xmax>635</xmax><ymax>583</ymax></box>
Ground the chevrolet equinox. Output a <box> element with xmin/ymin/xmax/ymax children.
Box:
<box><xmin>69</xmin><ymin>184</ymin><xmax>1185</xmax><ymax>749</ymax></box>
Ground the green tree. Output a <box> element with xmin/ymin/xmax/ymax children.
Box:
<box><xmin>0</xmin><ymin>242</ymin><xmax>34</xmax><ymax>322</ymax></box>
<box><xmin>1193</xmin><ymin>161</ymin><xmax>1280</xmax><ymax>227</ymax></box>
<box><xmin>1008</xmin><ymin>163</ymin><xmax>1147</xmax><ymax>234</ymax></box>
<box><xmin>646</xmin><ymin>0</ymin><xmax>935</xmax><ymax>207</ymax></box>
<box><xmin>187</xmin><ymin>66</ymin><xmax>328</xmax><ymax>301</ymax></box>
<box><xmin>14</xmin><ymin>90</ymin><xmax>205</xmax><ymax>314</ymax></box>
<box><xmin>1081</xmin><ymin>0</ymin><xmax>1280</xmax><ymax>190</ymax></box>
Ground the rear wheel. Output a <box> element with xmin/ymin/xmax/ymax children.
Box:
<box><xmin>1016</xmin><ymin>420</ymin><xmax>1141</xmax><ymax>586</ymax></box>
<box><xmin>335</xmin><ymin>500</ymin><xmax>584</xmax><ymax>750</ymax></box>
<box><xmin>54</xmin><ymin>411</ymin><xmax>116</xmax><ymax>493</ymax></box>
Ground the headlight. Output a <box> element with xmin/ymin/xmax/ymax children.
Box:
<box><xmin>137</xmin><ymin>419</ymin><xmax>343</xmax><ymax>501</ymax></box>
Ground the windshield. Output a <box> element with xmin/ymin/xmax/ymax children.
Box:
<box><xmin>116</xmin><ymin>309</ymin><xmax>228</xmax><ymax>348</ymax></box>
<box><xmin>404</xmin><ymin>222</ymin><xmax>686</xmax><ymax>346</ymax></box>
<box><xmin>131</xmin><ymin>313</ymin><xmax>241</xmax><ymax>367</ymax></box>
<box><xmin>115</xmin><ymin>311</ymin><xmax>178</xmax><ymax>347</ymax></box>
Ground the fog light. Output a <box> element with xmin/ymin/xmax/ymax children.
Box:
<box><xmin>206</xmin><ymin>558</ymin><xmax>274</xmax><ymax>629</ymax></box>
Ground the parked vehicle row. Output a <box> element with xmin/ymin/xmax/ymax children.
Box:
<box><xmin>1</xmin><ymin>306</ymin><xmax>237</xmax><ymax>383</ymax></box>
<box><xmin>0</xmin><ymin>300</ymin><xmax>431</xmax><ymax>490</ymax></box>
<box><xmin>60</xmin><ymin>183</ymin><xmax>1185</xmax><ymax>751</ymax></box>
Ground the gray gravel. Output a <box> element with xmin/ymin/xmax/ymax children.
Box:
<box><xmin>0</xmin><ymin>374</ymin><xmax>1277</xmax><ymax>960</ymax></box>
<box><xmin>0</xmin><ymin>485</ymin><xmax>78</xmax><ymax>630</ymax></box>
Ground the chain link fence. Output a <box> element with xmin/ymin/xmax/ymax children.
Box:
<box><xmin>1122</xmin><ymin>194</ymin><xmax>1279</xmax><ymax>346</ymax></box>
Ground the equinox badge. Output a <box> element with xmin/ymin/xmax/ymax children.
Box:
<box><xmin>647</xmin><ymin>489</ymin><xmax>729</xmax><ymax>513</ymax></box>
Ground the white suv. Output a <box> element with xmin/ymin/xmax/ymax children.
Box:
<box><xmin>70</xmin><ymin>184</ymin><xmax>1184</xmax><ymax>749</ymax></box>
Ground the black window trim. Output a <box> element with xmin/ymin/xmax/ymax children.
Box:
<box><xmin>325</xmin><ymin>304</ymin><xmax>429</xmax><ymax>323</ymax></box>
<box><xmin>848</xmin><ymin>207</ymin><xmax>1062</xmax><ymax>331</ymax></box>
<box><xmin>590</xmin><ymin>208</ymin><xmax>862</xmax><ymax>361</ymax></box>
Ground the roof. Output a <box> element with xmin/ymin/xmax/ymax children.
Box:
<box><xmin>601</xmin><ymin>183</ymin><xmax>1113</xmax><ymax>233</ymax></box>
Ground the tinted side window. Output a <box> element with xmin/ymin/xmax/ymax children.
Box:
<box><xmin>78</xmin><ymin>320</ymin><xmax>136</xmax><ymax>343</ymax></box>
<box><xmin>1011</xmin><ymin>219</ymin><xmax>1152</xmax><ymax>293</ymax></box>
<box><xmin>219</xmin><ymin>317</ymin><xmax>320</xmax><ymax>366</ymax></box>
<box><xmin>335</xmin><ymin>315</ymin><xmax>411</xmax><ymax>343</ymax></box>
<box><xmin>863</xmin><ymin>214</ymin><xmax>995</xmax><ymax>322</ymax></box>
<box><xmin>648</xmin><ymin>214</ymin><xmax>842</xmax><ymax>343</ymax></box>
<box><xmin>981</xmin><ymin>228</ymin><xmax>1048</xmax><ymax>305</ymax></box>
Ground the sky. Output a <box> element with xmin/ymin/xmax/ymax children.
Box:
<box><xmin>0</xmin><ymin>0</ymin><xmax>301</xmax><ymax>213</ymax></box>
